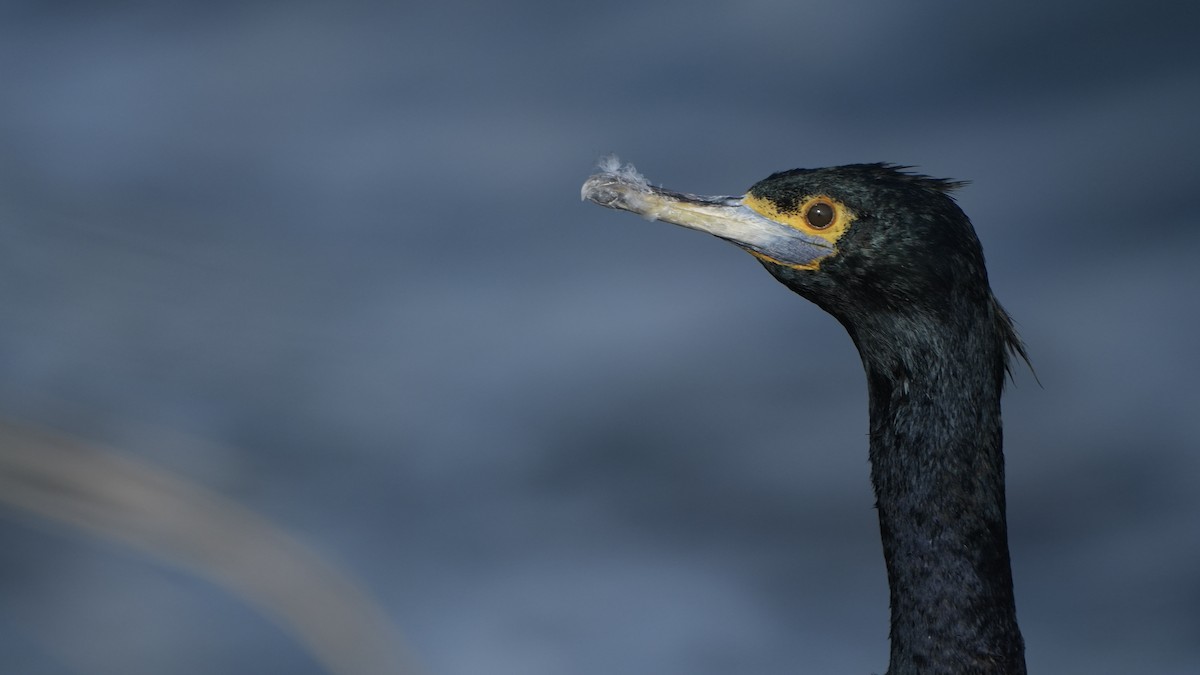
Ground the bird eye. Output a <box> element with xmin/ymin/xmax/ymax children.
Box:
<box><xmin>805</xmin><ymin>201</ymin><xmax>835</xmax><ymax>229</ymax></box>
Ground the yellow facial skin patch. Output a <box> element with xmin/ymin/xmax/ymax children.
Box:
<box><xmin>742</xmin><ymin>194</ymin><xmax>856</xmax><ymax>270</ymax></box>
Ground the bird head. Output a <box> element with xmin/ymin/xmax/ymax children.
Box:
<box><xmin>582</xmin><ymin>159</ymin><xmax>993</xmax><ymax>329</ymax></box>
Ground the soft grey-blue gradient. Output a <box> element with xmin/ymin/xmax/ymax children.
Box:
<box><xmin>1</xmin><ymin>2</ymin><xmax>1198</xmax><ymax>674</ymax></box>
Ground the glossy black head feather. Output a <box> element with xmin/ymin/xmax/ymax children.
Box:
<box><xmin>747</xmin><ymin>164</ymin><xmax>1027</xmax><ymax>387</ymax></box>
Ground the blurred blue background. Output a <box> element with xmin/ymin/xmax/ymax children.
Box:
<box><xmin>1</xmin><ymin>1</ymin><xmax>1198</xmax><ymax>673</ymax></box>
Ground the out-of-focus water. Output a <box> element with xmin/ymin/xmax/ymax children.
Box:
<box><xmin>1</xmin><ymin>2</ymin><xmax>1197</xmax><ymax>673</ymax></box>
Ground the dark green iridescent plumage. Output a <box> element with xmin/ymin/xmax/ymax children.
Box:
<box><xmin>750</xmin><ymin>165</ymin><xmax>1027</xmax><ymax>674</ymax></box>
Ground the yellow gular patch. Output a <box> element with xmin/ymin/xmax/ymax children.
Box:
<box><xmin>741</xmin><ymin>193</ymin><xmax>856</xmax><ymax>270</ymax></box>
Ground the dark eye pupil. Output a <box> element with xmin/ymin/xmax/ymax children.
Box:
<box><xmin>806</xmin><ymin>202</ymin><xmax>834</xmax><ymax>228</ymax></box>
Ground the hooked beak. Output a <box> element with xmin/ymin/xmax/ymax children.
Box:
<box><xmin>581</xmin><ymin>159</ymin><xmax>832</xmax><ymax>268</ymax></box>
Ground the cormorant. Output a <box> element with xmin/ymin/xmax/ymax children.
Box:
<box><xmin>582</xmin><ymin>158</ymin><xmax>1028</xmax><ymax>675</ymax></box>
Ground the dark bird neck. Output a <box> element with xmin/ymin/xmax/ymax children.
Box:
<box><xmin>581</xmin><ymin>158</ymin><xmax>1031</xmax><ymax>672</ymax></box>
<box><xmin>851</xmin><ymin>302</ymin><xmax>1027</xmax><ymax>675</ymax></box>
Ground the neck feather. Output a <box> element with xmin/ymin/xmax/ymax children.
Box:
<box><xmin>852</xmin><ymin>306</ymin><xmax>1026</xmax><ymax>675</ymax></box>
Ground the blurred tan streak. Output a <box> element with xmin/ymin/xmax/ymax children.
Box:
<box><xmin>0</xmin><ymin>419</ymin><xmax>423</xmax><ymax>675</ymax></box>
